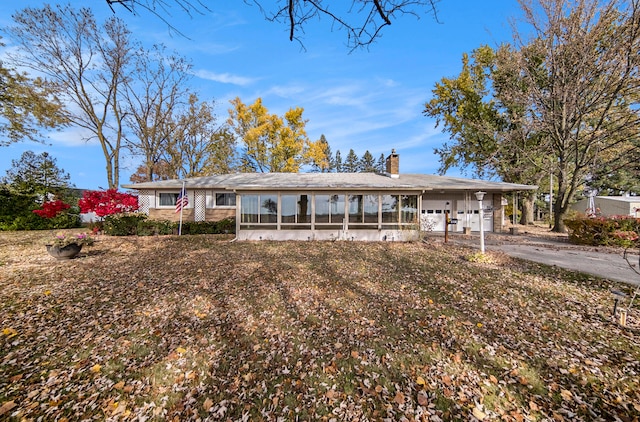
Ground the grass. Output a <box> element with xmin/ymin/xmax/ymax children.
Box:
<box><xmin>0</xmin><ymin>230</ymin><xmax>639</xmax><ymax>420</ymax></box>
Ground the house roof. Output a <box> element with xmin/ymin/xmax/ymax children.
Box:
<box><xmin>122</xmin><ymin>173</ymin><xmax>537</xmax><ymax>193</ymax></box>
<box><xmin>593</xmin><ymin>196</ymin><xmax>640</xmax><ymax>203</ymax></box>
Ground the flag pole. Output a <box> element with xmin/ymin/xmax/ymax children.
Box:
<box><xmin>178</xmin><ymin>181</ymin><xmax>185</xmax><ymax>236</ymax></box>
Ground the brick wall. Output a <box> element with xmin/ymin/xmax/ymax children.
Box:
<box><xmin>149</xmin><ymin>209</ymin><xmax>195</xmax><ymax>222</ymax></box>
<box><xmin>206</xmin><ymin>209</ymin><xmax>235</xmax><ymax>221</ymax></box>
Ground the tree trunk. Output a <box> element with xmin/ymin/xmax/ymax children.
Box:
<box><xmin>519</xmin><ymin>191</ymin><xmax>536</xmax><ymax>225</ymax></box>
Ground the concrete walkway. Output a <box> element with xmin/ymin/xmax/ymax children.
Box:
<box><xmin>448</xmin><ymin>232</ymin><xmax>640</xmax><ymax>286</ymax></box>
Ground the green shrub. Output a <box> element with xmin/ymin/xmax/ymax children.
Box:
<box><xmin>102</xmin><ymin>215</ymin><xmax>236</xmax><ymax>236</ymax></box>
<box><xmin>49</xmin><ymin>211</ymin><xmax>82</xmax><ymax>229</ymax></box>
<box><xmin>177</xmin><ymin>218</ymin><xmax>236</xmax><ymax>235</ymax></box>
<box><xmin>103</xmin><ymin>213</ymin><xmax>148</xmax><ymax>236</ymax></box>
<box><xmin>216</xmin><ymin>218</ymin><xmax>235</xmax><ymax>234</ymax></box>
<box><xmin>137</xmin><ymin>219</ymin><xmax>174</xmax><ymax>236</ymax></box>
<box><xmin>564</xmin><ymin>216</ymin><xmax>640</xmax><ymax>247</ymax></box>
<box><xmin>178</xmin><ymin>221</ymin><xmax>217</xmax><ymax>235</ymax></box>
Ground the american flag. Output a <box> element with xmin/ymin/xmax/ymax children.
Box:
<box><xmin>175</xmin><ymin>186</ymin><xmax>188</xmax><ymax>213</ymax></box>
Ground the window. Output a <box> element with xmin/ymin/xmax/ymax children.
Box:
<box><xmin>159</xmin><ymin>192</ymin><xmax>179</xmax><ymax>207</ymax></box>
<box><xmin>381</xmin><ymin>194</ymin><xmax>418</xmax><ymax>227</ymax></box>
<box><xmin>401</xmin><ymin>195</ymin><xmax>418</xmax><ymax>224</ymax></box>
<box><xmin>364</xmin><ymin>195</ymin><xmax>378</xmax><ymax>224</ymax></box>
<box><xmin>315</xmin><ymin>194</ymin><xmax>345</xmax><ymax>225</ymax></box>
<box><xmin>348</xmin><ymin>195</ymin><xmax>363</xmax><ymax>223</ymax></box>
<box><xmin>241</xmin><ymin>195</ymin><xmax>259</xmax><ymax>223</ymax></box>
<box><xmin>240</xmin><ymin>194</ymin><xmax>277</xmax><ymax>226</ymax></box>
<box><xmin>281</xmin><ymin>194</ymin><xmax>311</xmax><ymax>226</ymax></box>
<box><xmin>381</xmin><ymin>195</ymin><xmax>398</xmax><ymax>224</ymax></box>
<box><xmin>348</xmin><ymin>194</ymin><xmax>378</xmax><ymax>227</ymax></box>
<box><xmin>215</xmin><ymin>193</ymin><xmax>236</xmax><ymax>207</ymax></box>
<box><xmin>260</xmin><ymin>195</ymin><xmax>278</xmax><ymax>224</ymax></box>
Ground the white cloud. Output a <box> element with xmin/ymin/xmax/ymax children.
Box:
<box><xmin>47</xmin><ymin>127</ymin><xmax>97</xmax><ymax>147</ymax></box>
<box><xmin>194</xmin><ymin>69</ymin><xmax>257</xmax><ymax>86</ymax></box>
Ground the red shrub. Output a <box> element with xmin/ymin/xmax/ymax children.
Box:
<box><xmin>33</xmin><ymin>200</ymin><xmax>71</xmax><ymax>218</ymax></box>
<box><xmin>78</xmin><ymin>189</ymin><xmax>139</xmax><ymax>217</ymax></box>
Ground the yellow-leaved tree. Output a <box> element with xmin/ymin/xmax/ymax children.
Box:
<box><xmin>227</xmin><ymin>97</ymin><xmax>327</xmax><ymax>173</ymax></box>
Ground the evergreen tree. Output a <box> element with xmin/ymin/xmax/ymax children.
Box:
<box><xmin>321</xmin><ymin>135</ymin><xmax>333</xmax><ymax>172</ymax></box>
<box><xmin>2</xmin><ymin>151</ymin><xmax>74</xmax><ymax>201</ymax></box>
<box><xmin>359</xmin><ymin>150</ymin><xmax>376</xmax><ymax>172</ymax></box>
<box><xmin>376</xmin><ymin>153</ymin><xmax>386</xmax><ymax>173</ymax></box>
<box><xmin>334</xmin><ymin>150</ymin><xmax>343</xmax><ymax>173</ymax></box>
<box><xmin>343</xmin><ymin>149</ymin><xmax>359</xmax><ymax>172</ymax></box>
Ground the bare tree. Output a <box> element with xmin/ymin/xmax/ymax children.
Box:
<box><xmin>166</xmin><ymin>94</ymin><xmax>231</xmax><ymax>178</ymax></box>
<box><xmin>7</xmin><ymin>5</ymin><xmax>135</xmax><ymax>189</ymax></box>
<box><xmin>105</xmin><ymin>0</ymin><xmax>440</xmax><ymax>49</ymax></box>
<box><xmin>123</xmin><ymin>44</ymin><xmax>192</xmax><ymax>182</ymax></box>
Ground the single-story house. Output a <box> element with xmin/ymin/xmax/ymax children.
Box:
<box><xmin>122</xmin><ymin>151</ymin><xmax>537</xmax><ymax>241</ymax></box>
<box><xmin>571</xmin><ymin>196</ymin><xmax>640</xmax><ymax>218</ymax></box>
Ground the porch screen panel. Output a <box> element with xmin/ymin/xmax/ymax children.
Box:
<box><xmin>364</xmin><ymin>195</ymin><xmax>378</xmax><ymax>223</ymax></box>
<box><xmin>381</xmin><ymin>195</ymin><xmax>398</xmax><ymax>223</ymax></box>
<box><xmin>401</xmin><ymin>195</ymin><xmax>418</xmax><ymax>224</ymax></box>
<box><xmin>315</xmin><ymin>195</ymin><xmax>330</xmax><ymax>223</ymax></box>
<box><xmin>348</xmin><ymin>195</ymin><xmax>363</xmax><ymax>223</ymax></box>
<box><xmin>298</xmin><ymin>195</ymin><xmax>311</xmax><ymax>223</ymax></box>
<box><xmin>241</xmin><ymin>195</ymin><xmax>259</xmax><ymax>223</ymax></box>
<box><xmin>330</xmin><ymin>194</ymin><xmax>345</xmax><ymax>223</ymax></box>
<box><xmin>260</xmin><ymin>195</ymin><xmax>278</xmax><ymax>224</ymax></box>
<box><xmin>281</xmin><ymin>195</ymin><xmax>297</xmax><ymax>223</ymax></box>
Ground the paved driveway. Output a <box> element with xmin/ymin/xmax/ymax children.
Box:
<box><xmin>452</xmin><ymin>233</ymin><xmax>640</xmax><ymax>286</ymax></box>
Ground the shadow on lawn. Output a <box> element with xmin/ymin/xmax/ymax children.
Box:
<box><xmin>1</xmin><ymin>235</ymin><xmax>638</xmax><ymax>420</ymax></box>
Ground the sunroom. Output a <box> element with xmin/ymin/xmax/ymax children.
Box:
<box><xmin>236</xmin><ymin>191</ymin><xmax>420</xmax><ymax>241</ymax></box>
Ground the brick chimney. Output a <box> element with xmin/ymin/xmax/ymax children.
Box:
<box><xmin>385</xmin><ymin>149</ymin><xmax>399</xmax><ymax>178</ymax></box>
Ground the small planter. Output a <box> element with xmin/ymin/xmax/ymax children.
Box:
<box><xmin>46</xmin><ymin>243</ymin><xmax>83</xmax><ymax>260</ymax></box>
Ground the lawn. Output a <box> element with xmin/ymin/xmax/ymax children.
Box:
<box><xmin>1</xmin><ymin>231</ymin><xmax>639</xmax><ymax>421</ymax></box>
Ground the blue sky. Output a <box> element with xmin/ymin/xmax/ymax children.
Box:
<box><xmin>0</xmin><ymin>1</ymin><xmax>521</xmax><ymax>190</ymax></box>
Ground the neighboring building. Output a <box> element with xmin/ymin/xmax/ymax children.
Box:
<box><xmin>122</xmin><ymin>151</ymin><xmax>537</xmax><ymax>241</ymax></box>
<box><xmin>571</xmin><ymin>196</ymin><xmax>640</xmax><ymax>218</ymax></box>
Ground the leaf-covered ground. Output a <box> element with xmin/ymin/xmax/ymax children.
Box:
<box><xmin>1</xmin><ymin>231</ymin><xmax>639</xmax><ymax>421</ymax></box>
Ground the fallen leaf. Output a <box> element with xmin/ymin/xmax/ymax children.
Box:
<box><xmin>394</xmin><ymin>391</ymin><xmax>405</xmax><ymax>405</ymax></box>
<box><xmin>560</xmin><ymin>389</ymin><xmax>572</xmax><ymax>401</ymax></box>
<box><xmin>0</xmin><ymin>401</ymin><xmax>16</xmax><ymax>416</ymax></box>
<box><xmin>416</xmin><ymin>376</ymin><xmax>426</xmax><ymax>386</ymax></box>
<box><xmin>203</xmin><ymin>398</ymin><xmax>213</xmax><ymax>411</ymax></box>
<box><xmin>2</xmin><ymin>328</ymin><xmax>17</xmax><ymax>338</ymax></box>
<box><xmin>417</xmin><ymin>391</ymin><xmax>429</xmax><ymax>406</ymax></box>
<box><xmin>176</xmin><ymin>347</ymin><xmax>187</xmax><ymax>354</ymax></box>
<box><xmin>472</xmin><ymin>406</ymin><xmax>486</xmax><ymax>420</ymax></box>
<box><xmin>91</xmin><ymin>364</ymin><xmax>101</xmax><ymax>373</ymax></box>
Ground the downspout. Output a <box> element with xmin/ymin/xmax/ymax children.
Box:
<box><xmin>229</xmin><ymin>189</ymin><xmax>239</xmax><ymax>242</ymax></box>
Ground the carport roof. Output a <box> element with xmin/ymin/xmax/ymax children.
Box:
<box><xmin>122</xmin><ymin>173</ymin><xmax>537</xmax><ymax>193</ymax></box>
